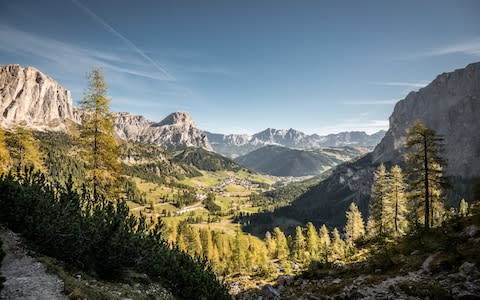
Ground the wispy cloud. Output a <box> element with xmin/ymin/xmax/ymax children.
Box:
<box><xmin>70</xmin><ymin>0</ymin><xmax>174</xmax><ymax>81</ymax></box>
<box><xmin>316</xmin><ymin>119</ymin><xmax>389</xmax><ymax>135</ymax></box>
<box><xmin>0</xmin><ymin>25</ymin><xmax>171</xmax><ymax>81</ymax></box>
<box><xmin>427</xmin><ymin>39</ymin><xmax>480</xmax><ymax>57</ymax></box>
<box><xmin>342</xmin><ymin>99</ymin><xmax>398</xmax><ymax>105</ymax></box>
<box><xmin>373</xmin><ymin>81</ymin><xmax>428</xmax><ymax>88</ymax></box>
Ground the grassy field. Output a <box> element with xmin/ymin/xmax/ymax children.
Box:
<box><xmin>127</xmin><ymin>169</ymin><xmax>278</xmax><ymax>238</ymax></box>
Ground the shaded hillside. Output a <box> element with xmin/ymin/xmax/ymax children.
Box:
<box><xmin>235</xmin><ymin>145</ymin><xmax>364</xmax><ymax>177</ymax></box>
<box><xmin>243</xmin><ymin>62</ymin><xmax>480</xmax><ymax>234</ymax></box>
<box><xmin>173</xmin><ymin>147</ymin><xmax>243</xmax><ymax>172</ymax></box>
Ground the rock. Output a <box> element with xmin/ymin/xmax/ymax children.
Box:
<box><xmin>332</xmin><ymin>278</ymin><xmax>342</xmax><ymax>284</ymax></box>
<box><xmin>460</xmin><ymin>262</ymin><xmax>478</xmax><ymax>277</ymax></box>
<box><xmin>464</xmin><ymin>225</ymin><xmax>480</xmax><ymax>238</ymax></box>
<box><xmin>262</xmin><ymin>284</ymin><xmax>280</xmax><ymax>300</ymax></box>
<box><xmin>276</xmin><ymin>275</ymin><xmax>294</xmax><ymax>287</ymax></box>
<box><xmin>0</xmin><ymin>64</ymin><xmax>76</xmax><ymax>131</ymax></box>
<box><xmin>115</xmin><ymin>111</ymin><xmax>212</xmax><ymax>150</ymax></box>
<box><xmin>372</xmin><ymin>62</ymin><xmax>480</xmax><ymax>178</ymax></box>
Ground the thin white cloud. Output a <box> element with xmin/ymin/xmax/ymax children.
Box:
<box><xmin>342</xmin><ymin>99</ymin><xmax>398</xmax><ymax>105</ymax></box>
<box><xmin>70</xmin><ymin>0</ymin><xmax>175</xmax><ymax>81</ymax></box>
<box><xmin>428</xmin><ymin>39</ymin><xmax>480</xmax><ymax>57</ymax></box>
<box><xmin>0</xmin><ymin>25</ymin><xmax>170</xmax><ymax>81</ymax></box>
<box><xmin>316</xmin><ymin>119</ymin><xmax>389</xmax><ymax>135</ymax></box>
<box><xmin>374</xmin><ymin>81</ymin><xmax>428</xmax><ymax>88</ymax></box>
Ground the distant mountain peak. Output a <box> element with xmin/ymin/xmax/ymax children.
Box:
<box><xmin>156</xmin><ymin>111</ymin><xmax>195</xmax><ymax>127</ymax></box>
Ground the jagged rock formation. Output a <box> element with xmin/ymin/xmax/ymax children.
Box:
<box><xmin>205</xmin><ymin>129</ymin><xmax>384</xmax><ymax>158</ymax></box>
<box><xmin>373</xmin><ymin>62</ymin><xmax>480</xmax><ymax>178</ymax></box>
<box><xmin>0</xmin><ymin>64</ymin><xmax>75</xmax><ymax>130</ymax></box>
<box><xmin>115</xmin><ymin>111</ymin><xmax>212</xmax><ymax>150</ymax></box>
<box><xmin>245</xmin><ymin>61</ymin><xmax>480</xmax><ymax>232</ymax></box>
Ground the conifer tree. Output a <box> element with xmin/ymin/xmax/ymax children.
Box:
<box><xmin>305</xmin><ymin>222</ymin><xmax>319</xmax><ymax>260</ymax></box>
<box><xmin>385</xmin><ymin>165</ymin><xmax>408</xmax><ymax>235</ymax></box>
<box><xmin>370</xmin><ymin>164</ymin><xmax>389</xmax><ymax>236</ymax></box>
<box><xmin>0</xmin><ymin>129</ymin><xmax>10</xmax><ymax>173</ymax></box>
<box><xmin>200</xmin><ymin>229</ymin><xmax>214</xmax><ymax>259</ymax></box>
<box><xmin>344</xmin><ymin>202</ymin><xmax>365</xmax><ymax>244</ymax></box>
<box><xmin>79</xmin><ymin>68</ymin><xmax>119</xmax><ymax>202</ymax></box>
<box><xmin>264</xmin><ymin>231</ymin><xmax>276</xmax><ymax>258</ymax></box>
<box><xmin>292</xmin><ymin>226</ymin><xmax>306</xmax><ymax>262</ymax></box>
<box><xmin>6</xmin><ymin>127</ymin><xmax>44</xmax><ymax>171</ymax></box>
<box><xmin>405</xmin><ymin>121</ymin><xmax>448</xmax><ymax>229</ymax></box>
<box><xmin>232</xmin><ymin>229</ymin><xmax>247</xmax><ymax>273</ymax></box>
<box><xmin>318</xmin><ymin>224</ymin><xmax>331</xmax><ymax>263</ymax></box>
<box><xmin>459</xmin><ymin>198</ymin><xmax>469</xmax><ymax>217</ymax></box>
<box><xmin>366</xmin><ymin>215</ymin><xmax>377</xmax><ymax>238</ymax></box>
<box><xmin>273</xmin><ymin>227</ymin><xmax>289</xmax><ymax>260</ymax></box>
<box><xmin>331</xmin><ymin>228</ymin><xmax>345</xmax><ymax>261</ymax></box>
<box><xmin>189</xmin><ymin>227</ymin><xmax>203</xmax><ymax>257</ymax></box>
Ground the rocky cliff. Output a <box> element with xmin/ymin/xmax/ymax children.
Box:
<box><xmin>373</xmin><ymin>62</ymin><xmax>480</xmax><ymax>178</ymax></box>
<box><xmin>115</xmin><ymin>111</ymin><xmax>212</xmax><ymax>150</ymax></box>
<box><xmin>0</xmin><ymin>64</ymin><xmax>75</xmax><ymax>130</ymax></box>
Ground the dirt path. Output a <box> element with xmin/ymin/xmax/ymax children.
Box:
<box><xmin>0</xmin><ymin>227</ymin><xmax>67</xmax><ymax>300</ymax></box>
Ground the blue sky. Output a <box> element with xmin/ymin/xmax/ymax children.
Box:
<box><xmin>0</xmin><ymin>0</ymin><xmax>479</xmax><ymax>135</ymax></box>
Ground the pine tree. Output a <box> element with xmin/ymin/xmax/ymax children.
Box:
<box><xmin>0</xmin><ymin>129</ymin><xmax>10</xmax><ymax>173</ymax></box>
<box><xmin>189</xmin><ymin>227</ymin><xmax>203</xmax><ymax>257</ymax></box>
<box><xmin>385</xmin><ymin>165</ymin><xmax>408</xmax><ymax>236</ymax></box>
<box><xmin>79</xmin><ymin>68</ymin><xmax>119</xmax><ymax>202</ymax></box>
<box><xmin>370</xmin><ymin>164</ymin><xmax>389</xmax><ymax>236</ymax></box>
<box><xmin>318</xmin><ymin>224</ymin><xmax>331</xmax><ymax>263</ymax></box>
<box><xmin>459</xmin><ymin>198</ymin><xmax>469</xmax><ymax>217</ymax></box>
<box><xmin>405</xmin><ymin>121</ymin><xmax>448</xmax><ymax>229</ymax></box>
<box><xmin>273</xmin><ymin>227</ymin><xmax>289</xmax><ymax>260</ymax></box>
<box><xmin>305</xmin><ymin>222</ymin><xmax>319</xmax><ymax>260</ymax></box>
<box><xmin>232</xmin><ymin>229</ymin><xmax>247</xmax><ymax>273</ymax></box>
<box><xmin>344</xmin><ymin>202</ymin><xmax>365</xmax><ymax>244</ymax></box>
<box><xmin>292</xmin><ymin>226</ymin><xmax>306</xmax><ymax>263</ymax></box>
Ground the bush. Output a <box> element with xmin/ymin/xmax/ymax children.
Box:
<box><xmin>0</xmin><ymin>168</ymin><xmax>230</xmax><ymax>300</ymax></box>
<box><xmin>0</xmin><ymin>237</ymin><xmax>5</xmax><ymax>290</ymax></box>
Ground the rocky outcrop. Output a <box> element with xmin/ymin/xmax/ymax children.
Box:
<box><xmin>0</xmin><ymin>64</ymin><xmax>75</xmax><ymax>130</ymax></box>
<box><xmin>114</xmin><ymin>111</ymin><xmax>212</xmax><ymax>150</ymax></box>
<box><xmin>372</xmin><ymin>62</ymin><xmax>480</xmax><ymax>178</ymax></box>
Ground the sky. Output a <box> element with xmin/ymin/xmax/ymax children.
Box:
<box><xmin>0</xmin><ymin>1</ymin><xmax>479</xmax><ymax>135</ymax></box>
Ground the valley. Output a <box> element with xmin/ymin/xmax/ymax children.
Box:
<box><xmin>0</xmin><ymin>22</ymin><xmax>479</xmax><ymax>299</ymax></box>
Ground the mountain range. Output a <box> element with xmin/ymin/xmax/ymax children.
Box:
<box><xmin>206</xmin><ymin>129</ymin><xmax>385</xmax><ymax>158</ymax></box>
<box><xmin>0</xmin><ymin>64</ymin><xmax>384</xmax><ymax>158</ymax></box>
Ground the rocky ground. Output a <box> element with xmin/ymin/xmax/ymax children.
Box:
<box><xmin>0</xmin><ymin>227</ymin><xmax>67</xmax><ymax>300</ymax></box>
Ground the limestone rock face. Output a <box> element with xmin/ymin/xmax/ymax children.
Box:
<box><xmin>372</xmin><ymin>61</ymin><xmax>480</xmax><ymax>177</ymax></box>
<box><xmin>114</xmin><ymin>111</ymin><xmax>212</xmax><ymax>150</ymax></box>
<box><xmin>0</xmin><ymin>64</ymin><xmax>75</xmax><ymax>130</ymax></box>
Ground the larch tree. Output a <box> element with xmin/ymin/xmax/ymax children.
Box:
<box><xmin>79</xmin><ymin>68</ymin><xmax>119</xmax><ymax>202</ymax></box>
<box><xmin>273</xmin><ymin>227</ymin><xmax>289</xmax><ymax>260</ymax></box>
<box><xmin>344</xmin><ymin>202</ymin><xmax>365</xmax><ymax>244</ymax></box>
<box><xmin>305</xmin><ymin>222</ymin><xmax>319</xmax><ymax>260</ymax></box>
<box><xmin>318</xmin><ymin>224</ymin><xmax>331</xmax><ymax>263</ymax></box>
<box><xmin>370</xmin><ymin>164</ymin><xmax>389</xmax><ymax>236</ymax></box>
<box><xmin>6</xmin><ymin>127</ymin><xmax>44</xmax><ymax>171</ymax></box>
<box><xmin>459</xmin><ymin>198</ymin><xmax>469</xmax><ymax>217</ymax></box>
<box><xmin>292</xmin><ymin>226</ymin><xmax>306</xmax><ymax>263</ymax></box>
<box><xmin>330</xmin><ymin>228</ymin><xmax>345</xmax><ymax>261</ymax></box>
<box><xmin>405</xmin><ymin>121</ymin><xmax>448</xmax><ymax>229</ymax></box>
<box><xmin>0</xmin><ymin>128</ymin><xmax>10</xmax><ymax>173</ymax></box>
<box><xmin>264</xmin><ymin>231</ymin><xmax>277</xmax><ymax>258</ymax></box>
<box><xmin>386</xmin><ymin>165</ymin><xmax>408</xmax><ymax>236</ymax></box>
